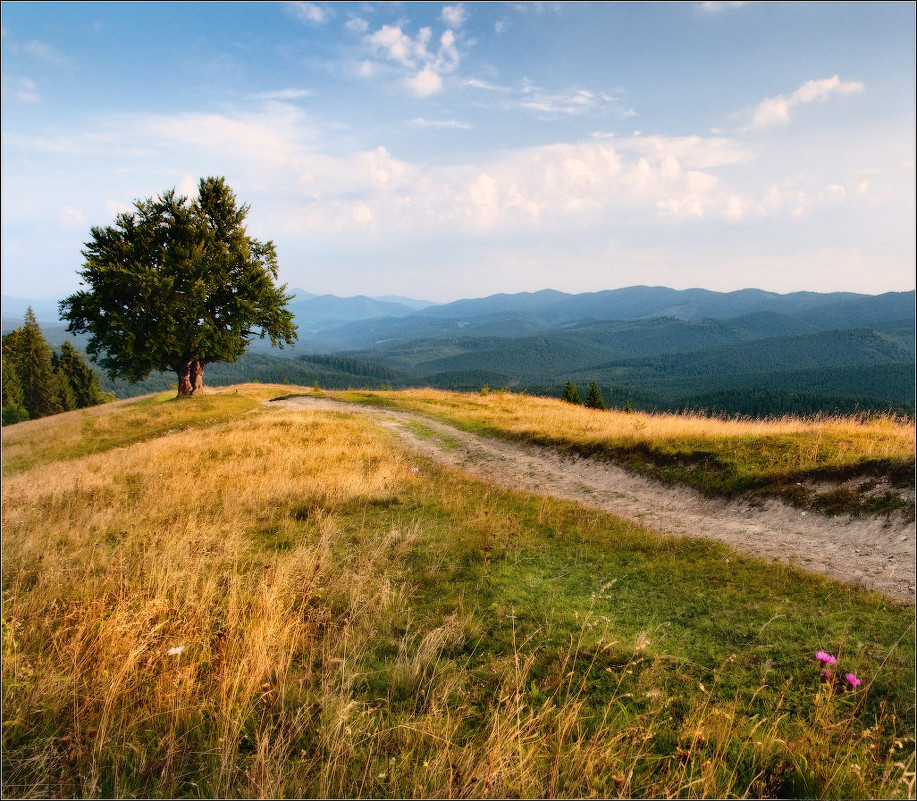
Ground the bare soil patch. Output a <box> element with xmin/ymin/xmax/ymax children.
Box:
<box><xmin>272</xmin><ymin>395</ymin><xmax>916</xmax><ymax>603</ymax></box>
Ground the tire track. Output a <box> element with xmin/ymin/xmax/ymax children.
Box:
<box><xmin>271</xmin><ymin>395</ymin><xmax>916</xmax><ymax>602</ymax></box>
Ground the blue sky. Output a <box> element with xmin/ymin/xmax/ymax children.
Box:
<box><xmin>2</xmin><ymin>1</ymin><xmax>914</xmax><ymax>303</ymax></box>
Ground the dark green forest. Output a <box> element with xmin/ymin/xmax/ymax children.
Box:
<box><xmin>3</xmin><ymin>287</ymin><xmax>914</xmax><ymax>422</ymax></box>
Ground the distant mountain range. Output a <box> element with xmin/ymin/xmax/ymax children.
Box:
<box><xmin>4</xmin><ymin>286</ymin><xmax>914</xmax><ymax>417</ymax></box>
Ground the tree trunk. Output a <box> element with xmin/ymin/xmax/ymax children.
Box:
<box><xmin>175</xmin><ymin>361</ymin><xmax>193</xmax><ymax>396</ymax></box>
<box><xmin>190</xmin><ymin>360</ymin><xmax>205</xmax><ymax>394</ymax></box>
<box><xmin>174</xmin><ymin>359</ymin><xmax>206</xmax><ymax>396</ymax></box>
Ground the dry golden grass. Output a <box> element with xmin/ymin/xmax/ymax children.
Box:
<box><xmin>338</xmin><ymin>388</ymin><xmax>915</xmax><ymax>488</ymax></box>
<box><xmin>3</xmin><ymin>402</ymin><xmax>420</xmax><ymax>797</ymax></box>
<box><xmin>353</xmin><ymin>387</ymin><xmax>914</xmax><ymax>460</ymax></box>
<box><xmin>2</xmin><ymin>386</ymin><xmax>914</xmax><ymax>798</ymax></box>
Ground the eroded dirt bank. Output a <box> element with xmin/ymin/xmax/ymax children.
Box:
<box><xmin>271</xmin><ymin>395</ymin><xmax>916</xmax><ymax>603</ymax></box>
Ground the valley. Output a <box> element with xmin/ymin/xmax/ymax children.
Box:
<box><xmin>7</xmin><ymin>285</ymin><xmax>912</xmax><ymax>418</ymax></box>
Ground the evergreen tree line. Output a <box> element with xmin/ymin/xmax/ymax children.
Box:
<box><xmin>561</xmin><ymin>380</ymin><xmax>624</xmax><ymax>411</ymax></box>
<box><xmin>2</xmin><ymin>308</ymin><xmax>113</xmax><ymax>426</ymax></box>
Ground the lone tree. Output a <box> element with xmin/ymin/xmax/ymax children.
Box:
<box><xmin>60</xmin><ymin>177</ymin><xmax>297</xmax><ymax>396</ymax></box>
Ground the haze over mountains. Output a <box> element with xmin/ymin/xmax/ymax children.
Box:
<box><xmin>3</xmin><ymin>286</ymin><xmax>914</xmax><ymax>417</ymax></box>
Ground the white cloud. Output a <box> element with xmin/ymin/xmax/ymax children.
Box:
<box><xmin>410</xmin><ymin>118</ymin><xmax>472</xmax><ymax>129</ymax></box>
<box><xmin>345</xmin><ymin>17</ymin><xmax>369</xmax><ymax>34</ymax></box>
<box><xmin>407</xmin><ymin>66</ymin><xmax>443</xmax><ymax>97</ymax></box>
<box><xmin>752</xmin><ymin>75</ymin><xmax>865</xmax><ymax>127</ymax></box>
<box><xmin>366</xmin><ymin>25</ymin><xmax>422</xmax><ymax>67</ymax></box>
<box><xmin>819</xmin><ymin>183</ymin><xmax>847</xmax><ymax>204</ymax></box>
<box><xmin>14</xmin><ymin>77</ymin><xmax>41</xmax><ymax>103</ymax></box>
<box><xmin>247</xmin><ymin>88</ymin><xmax>313</xmax><ymax>101</ymax></box>
<box><xmin>465</xmin><ymin>78</ymin><xmax>512</xmax><ymax>93</ymax></box>
<box><xmin>59</xmin><ymin>205</ymin><xmax>87</xmax><ymax>228</ymax></box>
<box><xmin>286</xmin><ymin>2</ymin><xmax>329</xmax><ymax>24</ymax></box>
<box><xmin>752</xmin><ymin>95</ymin><xmax>790</xmax><ymax>127</ymax></box>
<box><xmin>22</xmin><ymin>39</ymin><xmax>70</xmax><ymax>66</ymax></box>
<box><xmin>621</xmin><ymin>134</ymin><xmax>752</xmax><ymax>170</ymax></box>
<box><xmin>352</xmin><ymin>203</ymin><xmax>374</xmax><ymax>226</ymax></box>
<box><xmin>6</xmin><ymin>101</ymin><xmax>889</xmax><ymax>264</ymax></box>
<box><xmin>698</xmin><ymin>1</ymin><xmax>747</xmax><ymax>12</ymax></box>
<box><xmin>442</xmin><ymin>4</ymin><xmax>467</xmax><ymax>28</ymax></box>
<box><xmin>468</xmin><ymin>78</ymin><xmax>630</xmax><ymax>118</ymax></box>
<box><xmin>178</xmin><ymin>175</ymin><xmax>200</xmax><ymax>199</ymax></box>
<box><xmin>440</xmin><ymin>30</ymin><xmax>459</xmax><ymax>68</ymax></box>
<box><xmin>792</xmin><ymin>75</ymin><xmax>864</xmax><ymax>104</ymax></box>
<box><xmin>364</xmin><ymin>21</ymin><xmax>463</xmax><ymax>97</ymax></box>
<box><xmin>754</xmin><ymin>178</ymin><xmax>859</xmax><ymax>218</ymax></box>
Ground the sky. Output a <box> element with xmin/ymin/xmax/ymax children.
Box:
<box><xmin>1</xmin><ymin>1</ymin><xmax>915</xmax><ymax>303</ymax></box>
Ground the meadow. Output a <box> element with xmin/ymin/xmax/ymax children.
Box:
<box><xmin>2</xmin><ymin>384</ymin><xmax>914</xmax><ymax>798</ymax></box>
<box><xmin>334</xmin><ymin>388</ymin><xmax>916</xmax><ymax>515</ymax></box>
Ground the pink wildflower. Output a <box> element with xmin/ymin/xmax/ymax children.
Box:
<box><xmin>845</xmin><ymin>673</ymin><xmax>862</xmax><ymax>688</ymax></box>
<box><xmin>815</xmin><ymin>651</ymin><xmax>837</xmax><ymax>665</ymax></box>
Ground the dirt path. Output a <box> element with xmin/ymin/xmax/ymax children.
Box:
<box><xmin>272</xmin><ymin>395</ymin><xmax>916</xmax><ymax>603</ymax></box>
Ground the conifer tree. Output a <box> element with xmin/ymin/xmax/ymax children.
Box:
<box><xmin>561</xmin><ymin>380</ymin><xmax>581</xmax><ymax>404</ymax></box>
<box><xmin>55</xmin><ymin>368</ymin><xmax>78</xmax><ymax>412</ymax></box>
<box><xmin>1</xmin><ymin>348</ymin><xmax>29</xmax><ymax>425</ymax></box>
<box><xmin>584</xmin><ymin>380</ymin><xmax>606</xmax><ymax>410</ymax></box>
<box><xmin>53</xmin><ymin>340</ymin><xmax>114</xmax><ymax>409</ymax></box>
<box><xmin>9</xmin><ymin>308</ymin><xmax>61</xmax><ymax>419</ymax></box>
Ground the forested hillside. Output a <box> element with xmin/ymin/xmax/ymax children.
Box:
<box><xmin>4</xmin><ymin>286</ymin><xmax>913</xmax><ymax>418</ymax></box>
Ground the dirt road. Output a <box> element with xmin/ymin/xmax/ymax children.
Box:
<box><xmin>272</xmin><ymin>395</ymin><xmax>916</xmax><ymax>603</ymax></box>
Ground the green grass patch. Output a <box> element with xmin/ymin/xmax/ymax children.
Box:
<box><xmin>404</xmin><ymin>420</ymin><xmax>437</xmax><ymax>440</ymax></box>
<box><xmin>314</xmin><ymin>459</ymin><xmax>915</xmax><ymax>797</ymax></box>
<box><xmin>1</xmin><ymin>392</ymin><xmax>260</xmax><ymax>475</ymax></box>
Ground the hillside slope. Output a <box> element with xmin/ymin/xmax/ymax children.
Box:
<box><xmin>2</xmin><ymin>385</ymin><xmax>914</xmax><ymax>798</ymax></box>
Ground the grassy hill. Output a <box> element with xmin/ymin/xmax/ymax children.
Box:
<box><xmin>333</xmin><ymin>387</ymin><xmax>915</xmax><ymax>515</ymax></box>
<box><xmin>2</xmin><ymin>385</ymin><xmax>914</xmax><ymax>798</ymax></box>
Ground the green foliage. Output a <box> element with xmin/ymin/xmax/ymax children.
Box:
<box><xmin>584</xmin><ymin>380</ymin><xmax>606</xmax><ymax>410</ymax></box>
<box><xmin>1</xmin><ymin>348</ymin><xmax>29</xmax><ymax>425</ymax></box>
<box><xmin>680</xmin><ymin>385</ymin><xmax>914</xmax><ymax>418</ymax></box>
<box><xmin>561</xmin><ymin>380</ymin><xmax>581</xmax><ymax>404</ymax></box>
<box><xmin>52</xmin><ymin>341</ymin><xmax>115</xmax><ymax>409</ymax></box>
<box><xmin>2</xmin><ymin>308</ymin><xmax>61</xmax><ymax>422</ymax></box>
<box><xmin>3</xmin><ymin>311</ymin><xmax>117</xmax><ymax>426</ymax></box>
<box><xmin>59</xmin><ymin>176</ymin><xmax>297</xmax><ymax>395</ymax></box>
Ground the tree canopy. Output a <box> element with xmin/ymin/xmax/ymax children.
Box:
<box><xmin>60</xmin><ymin>177</ymin><xmax>297</xmax><ymax>395</ymax></box>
